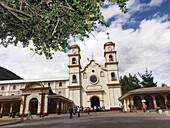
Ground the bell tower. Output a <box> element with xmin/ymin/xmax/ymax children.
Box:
<box><xmin>104</xmin><ymin>33</ymin><xmax>122</xmax><ymax>109</ymax></box>
<box><xmin>68</xmin><ymin>39</ymin><xmax>81</xmax><ymax>106</ymax></box>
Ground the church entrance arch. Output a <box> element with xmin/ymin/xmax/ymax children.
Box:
<box><xmin>29</xmin><ymin>98</ymin><xmax>38</xmax><ymax>115</ymax></box>
<box><xmin>90</xmin><ymin>96</ymin><xmax>100</xmax><ymax>109</ymax></box>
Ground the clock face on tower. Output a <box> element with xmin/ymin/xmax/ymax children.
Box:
<box><xmin>72</xmin><ymin>50</ymin><xmax>76</xmax><ymax>54</ymax></box>
<box><xmin>108</xmin><ymin>47</ymin><xmax>112</xmax><ymax>51</ymax></box>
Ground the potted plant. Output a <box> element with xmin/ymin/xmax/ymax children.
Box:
<box><xmin>0</xmin><ymin>113</ymin><xmax>2</xmax><ymax>118</ymax></box>
<box><xmin>56</xmin><ymin>108</ymin><xmax>60</xmax><ymax>115</ymax></box>
<box><xmin>16</xmin><ymin>112</ymin><xmax>20</xmax><ymax>117</ymax></box>
<box><xmin>166</xmin><ymin>100</ymin><xmax>170</xmax><ymax>110</ymax></box>
<box><xmin>8</xmin><ymin>112</ymin><xmax>12</xmax><ymax>118</ymax></box>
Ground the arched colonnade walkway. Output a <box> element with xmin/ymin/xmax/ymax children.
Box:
<box><xmin>119</xmin><ymin>87</ymin><xmax>170</xmax><ymax>111</ymax></box>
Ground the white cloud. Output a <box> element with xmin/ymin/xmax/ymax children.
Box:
<box><xmin>149</xmin><ymin>0</ymin><xmax>165</xmax><ymax>6</ymax></box>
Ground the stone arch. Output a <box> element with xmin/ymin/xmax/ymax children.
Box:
<box><xmin>29</xmin><ymin>98</ymin><xmax>38</xmax><ymax>115</ymax></box>
<box><xmin>12</xmin><ymin>102</ymin><xmax>20</xmax><ymax>113</ymax></box>
<box><xmin>155</xmin><ymin>95</ymin><xmax>166</xmax><ymax>109</ymax></box>
<box><xmin>167</xmin><ymin>94</ymin><xmax>170</xmax><ymax>101</ymax></box>
<box><xmin>133</xmin><ymin>96</ymin><xmax>142</xmax><ymax>110</ymax></box>
<box><xmin>90</xmin><ymin>96</ymin><xmax>101</xmax><ymax>109</ymax></box>
<box><xmin>48</xmin><ymin>100</ymin><xmax>57</xmax><ymax>114</ymax></box>
<box><xmin>2</xmin><ymin>103</ymin><xmax>10</xmax><ymax>116</ymax></box>
<box><xmin>144</xmin><ymin>95</ymin><xmax>154</xmax><ymax>109</ymax></box>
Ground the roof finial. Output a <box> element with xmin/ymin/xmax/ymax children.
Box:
<box><xmin>91</xmin><ymin>52</ymin><xmax>94</xmax><ymax>60</ymax></box>
<box><xmin>106</xmin><ymin>32</ymin><xmax>110</xmax><ymax>40</ymax></box>
<box><xmin>73</xmin><ymin>36</ymin><xmax>76</xmax><ymax>43</ymax></box>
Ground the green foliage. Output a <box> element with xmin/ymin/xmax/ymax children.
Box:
<box><xmin>139</xmin><ymin>68</ymin><xmax>157</xmax><ymax>88</ymax></box>
<box><xmin>161</xmin><ymin>83</ymin><xmax>167</xmax><ymax>87</ymax></box>
<box><xmin>0</xmin><ymin>0</ymin><xmax>128</xmax><ymax>59</ymax></box>
<box><xmin>120</xmin><ymin>69</ymin><xmax>157</xmax><ymax>95</ymax></box>
<box><xmin>120</xmin><ymin>73</ymin><xmax>141</xmax><ymax>95</ymax></box>
<box><xmin>166</xmin><ymin>100</ymin><xmax>170</xmax><ymax>109</ymax></box>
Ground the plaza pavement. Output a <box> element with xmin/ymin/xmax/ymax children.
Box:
<box><xmin>2</xmin><ymin>112</ymin><xmax>170</xmax><ymax>128</ymax></box>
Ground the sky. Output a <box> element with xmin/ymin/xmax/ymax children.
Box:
<box><xmin>0</xmin><ymin>0</ymin><xmax>170</xmax><ymax>86</ymax></box>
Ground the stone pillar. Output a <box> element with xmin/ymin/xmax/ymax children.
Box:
<box><xmin>126</xmin><ymin>98</ymin><xmax>130</xmax><ymax>111</ymax></box>
<box><xmin>152</xmin><ymin>95</ymin><xmax>157</xmax><ymax>109</ymax></box>
<box><xmin>163</xmin><ymin>94</ymin><xmax>168</xmax><ymax>109</ymax></box>
<box><xmin>43</xmin><ymin>94</ymin><xmax>48</xmax><ymax>115</ymax></box>
<box><xmin>22</xmin><ymin>95</ymin><xmax>27</xmax><ymax>116</ymax></box>
<box><xmin>10</xmin><ymin>103</ymin><xmax>14</xmax><ymax>113</ymax></box>
<box><xmin>0</xmin><ymin>103</ymin><xmax>4</xmax><ymax>113</ymax></box>
<box><xmin>123</xmin><ymin>99</ymin><xmax>127</xmax><ymax>111</ymax></box>
<box><xmin>57</xmin><ymin>99</ymin><xmax>59</xmax><ymax>109</ymax></box>
<box><xmin>141</xmin><ymin>97</ymin><xmax>146</xmax><ymax>110</ymax></box>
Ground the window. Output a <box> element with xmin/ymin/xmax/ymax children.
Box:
<box><xmin>83</xmin><ymin>72</ymin><xmax>87</xmax><ymax>79</ymax></box>
<box><xmin>48</xmin><ymin>83</ymin><xmax>51</xmax><ymax>87</ymax></box>
<box><xmin>109</xmin><ymin>55</ymin><xmax>113</xmax><ymax>61</ymax></box>
<box><xmin>111</xmin><ymin>72</ymin><xmax>116</xmax><ymax>80</ymax></box>
<box><xmin>13</xmin><ymin>85</ymin><xmax>16</xmax><ymax>90</ymax></box>
<box><xmin>100</xmin><ymin>71</ymin><xmax>104</xmax><ymax>77</ymax></box>
<box><xmin>59</xmin><ymin>82</ymin><xmax>62</xmax><ymax>87</ymax></box>
<box><xmin>72</xmin><ymin>58</ymin><xmax>76</xmax><ymax>64</ymax></box>
<box><xmin>90</xmin><ymin>75</ymin><xmax>98</xmax><ymax>84</ymax></box>
<box><xmin>58</xmin><ymin>91</ymin><xmax>62</xmax><ymax>95</ymax></box>
<box><xmin>72</xmin><ymin>75</ymin><xmax>77</xmax><ymax>83</ymax></box>
<box><xmin>92</xmin><ymin>70</ymin><xmax>95</xmax><ymax>73</ymax></box>
<box><xmin>11</xmin><ymin>94</ymin><xmax>14</xmax><ymax>96</ymax></box>
<box><xmin>1</xmin><ymin>86</ymin><xmax>4</xmax><ymax>90</ymax></box>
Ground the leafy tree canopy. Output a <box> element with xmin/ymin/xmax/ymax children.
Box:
<box><xmin>0</xmin><ymin>0</ymin><xmax>128</xmax><ymax>59</ymax></box>
<box><xmin>120</xmin><ymin>68</ymin><xmax>157</xmax><ymax>95</ymax></box>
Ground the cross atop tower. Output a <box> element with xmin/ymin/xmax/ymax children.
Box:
<box><xmin>91</xmin><ymin>52</ymin><xmax>94</xmax><ymax>60</ymax></box>
<box><xmin>106</xmin><ymin>32</ymin><xmax>110</xmax><ymax>40</ymax></box>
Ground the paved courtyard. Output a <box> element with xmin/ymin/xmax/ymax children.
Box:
<box><xmin>2</xmin><ymin>112</ymin><xmax>170</xmax><ymax>128</ymax></box>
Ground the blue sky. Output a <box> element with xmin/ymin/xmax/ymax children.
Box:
<box><xmin>0</xmin><ymin>0</ymin><xmax>170</xmax><ymax>86</ymax></box>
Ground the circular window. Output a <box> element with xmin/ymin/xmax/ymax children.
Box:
<box><xmin>90</xmin><ymin>75</ymin><xmax>98</xmax><ymax>84</ymax></box>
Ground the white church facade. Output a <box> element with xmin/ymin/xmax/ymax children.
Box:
<box><xmin>0</xmin><ymin>37</ymin><xmax>122</xmax><ymax>116</ymax></box>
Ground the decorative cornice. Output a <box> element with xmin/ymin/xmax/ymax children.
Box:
<box><xmin>20</xmin><ymin>87</ymin><xmax>50</xmax><ymax>91</ymax></box>
<box><xmin>104</xmin><ymin>51</ymin><xmax>117</xmax><ymax>57</ymax></box>
<box><xmin>68</xmin><ymin>54</ymin><xmax>81</xmax><ymax>59</ymax></box>
<box><xmin>105</xmin><ymin>62</ymin><xmax>118</xmax><ymax>67</ymax></box>
<box><xmin>68</xmin><ymin>86</ymin><xmax>82</xmax><ymax>89</ymax></box>
<box><xmin>81</xmin><ymin>60</ymin><xmax>107</xmax><ymax>73</ymax></box>
<box><xmin>70</xmin><ymin>45</ymin><xmax>80</xmax><ymax>51</ymax></box>
<box><xmin>68</xmin><ymin>65</ymin><xmax>82</xmax><ymax>69</ymax></box>
<box><xmin>104</xmin><ymin>42</ymin><xmax>115</xmax><ymax>49</ymax></box>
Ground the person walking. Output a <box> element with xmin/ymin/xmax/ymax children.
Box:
<box><xmin>87</xmin><ymin>107</ymin><xmax>90</xmax><ymax>115</ymax></box>
<box><xmin>28</xmin><ymin>111</ymin><xmax>33</xmax><ymax>119</ymax></box>
<box><xmin>77</xmin><ymin>106</ymin><xmax>80</xmax><ymax>117</ymax></box>
<box><xmin>12</xmin><ymin>111</ymin><xmax>16</xmax><ymax>118</ymax></box>
<box><xmin>68</xmin><ymin>105</ymin><xmax>73</xmax><ymax>119</ymax></box>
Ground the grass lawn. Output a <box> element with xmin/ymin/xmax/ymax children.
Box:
<box><xmin>0</xmin><ymin>118</ymin><xmax>18</xmax><ymax>123</ymax></box>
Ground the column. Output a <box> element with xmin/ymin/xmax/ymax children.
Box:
<box><xmin>44</xmin><ymin>94</ymin><xmax>48</xmax><ymax>115</ymax></box>
<box><xmin>152</xmin><ymin>95</ymin><xmax>157</xmax><ymax>109</ymax></box>
<box><xmin>141</xmin><ymin>96</ymin><xmax>146</xmax><ymax>110</ymax></box>
<box><xmin>22</xmin><ymin>95</ymin><xmax>27</xmax><ymax>116</ymax></box>
<box><xmin>163</xmin><ymin>94</ymin><xmax>168</xmax><ymax>109</ymax></box>
<box><xmin>123</xmin><ymin>99</ymin><xmax>127</xmax><ymax>111</ymax></box>
<box><xmin>10</xmin><ymin>103</ymin><xmax>14</xmax><ymax>113</ymax></box>
<box><xmin>126</xmin><ymin>98</ymin><xmax>130</xmax><ymax>111</ymax></box>
<box><xmin>0</xmin><ymin>103</ymin><xmax>4</xmax><ymax>113</ymax></box>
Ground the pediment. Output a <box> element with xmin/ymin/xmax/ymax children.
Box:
<box><xmin>25</xmin><ymin>82</ymin><xmax>44</xmax><ymax>89</ymax></box>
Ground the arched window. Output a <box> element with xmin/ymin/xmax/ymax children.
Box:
<box><xmin>59</xmin><ymin>82</ymin><xmax>62</xmax><ymax>87</ymax></box>
<box><xmin>72</xmin><ymin>75</ymin><xmax>77</xmax><ymax>83</ymax></box>
<box><xmin>72</xmin><ymin>58</ymin><xmax>76</xmax><ymax>64</ymax></box>
<box><xmin>83</xmin><ymin>72</ymin><xmax>87</xmax><ymax>79</ymax></box>
<box><xmin>109</xmin><ymin>55</ymin><xmax>113</xmax><ymax>61</ymax></box>
<box><xmin>100</xmin><ymin>71</ymin><xmax>104</xmax><ymax>77</ymax></box>
<box><xmin>58</xmin><ymin>91</ymin><xmax>62</xmax><ymax>95</ymax></box>
<box><xmin>11</xmin><ymin>94</ymin><xmax>14</xmax><ymax>96</ymax></box>
<box><xmin>13</xmin><ymin>85</ymin><xmax>16</xmax><ymax>90</ymax></box>
<box><xmin>1</xmin><ymin>86</ymin><xmax>4</xmax><ymax>90</ymax></box>
<box><xmin>111</xmin><ymin>72</ymin><xmax>116</xmax><ymax>80</ymax></box>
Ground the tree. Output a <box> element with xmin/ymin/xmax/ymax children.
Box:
<box><xmin>0</xmin><ymin>0</ymin><xmax>128</xmax><ymax>59</ymax></box>
<box><xmin>120</xmin><ymin>73</ymin><xmax>141</xmax><ymax>95</ymax></box>
<box><xmin>161</xmin><ymin>83</ymin><xmax>167</xmax><ymax>87</ymax></box>
<box><xmin>139</xmin><ymin>68</ymin><xmax>157</xmax><ymax>88</ymax></box>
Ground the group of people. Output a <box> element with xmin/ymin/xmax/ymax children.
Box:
<box><xmin>68</xmin><ymin>105</ymin><xmax>105</xmax><ymax>119</ymax></box>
